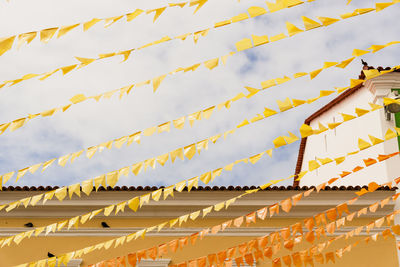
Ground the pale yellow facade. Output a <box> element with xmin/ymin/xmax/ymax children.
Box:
<box><xmin>0</xmin><ymin>188</ymin><xmax>398</xmax><ymax>267</ymax></box>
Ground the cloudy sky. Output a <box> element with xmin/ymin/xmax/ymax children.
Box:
<box><xmin>0</xmin><ymin>0</ymin><xmax>398</xmax><ymax>188</ymax></box>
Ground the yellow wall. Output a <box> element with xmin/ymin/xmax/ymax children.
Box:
<box><xmin>0</xmin><ymin>217</ymin><xmax>398</xmax><ymax>267</ymax></box>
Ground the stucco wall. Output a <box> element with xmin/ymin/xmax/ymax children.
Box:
<box><xmin>299</xmin><ymin>73</ymin><xmax>400</xmax><ymax>187</ymax></box>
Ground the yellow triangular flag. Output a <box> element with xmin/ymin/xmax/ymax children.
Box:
<box><xmin>0</xmin><ymin>36</ymin><xmax>15</xmax><ymax>56</ymax></box>
<box><xmin>264</xmin><ymin>107</ymin><xmax>277</xmax><ymax>117</ymax></box>
<box><xmin>308</xmin><ymin>160</ymin><xmax>320</xmax><ymax>171</ymax></box>
<box><xmin>54</xmin><ymin>187</ymin><xmax>67</xmax><ymax>201</ymax></box>
<box><xmin>384</xmin><ymin>129</ymin><xmax>397</xmax><ymax>140</ymax></box>
<box><xmin>57</xmin><ymin>24</ymin><xmax>79</xmax><ymax>38</ymax></box>
<box><xmin>299</xmin><ymin>124</ymin><xmax>313</xmax><ymax>138</ymax></box>
<box><xmin>188</xmin><ymin>177</ymin><xmax>199</xmax><ymax>191</ymax></box>
<box><xmin>128</xmin><ymin>197</ymin><xmax>140</xmax><ymax>212</ymax></box>
<box><xmin>251</xmin><ymin>34</ymin><xmax>269</xmax><ymax>46</ymax></box>
<box><xmin>317</xmin><ymin>16</ymin><xmax>340</xmax><ymax>26</ymax></box>
<box><xmin>376</xmin><ymin>2</ymin><xmax>393</xmax><ymax>12</ymax></box>
<box><xmin>261</xmin><ymin>79</ymin><xmax>276</xmax><ymax>89</ymax></box>
<box><xmin>151</xmin><ymin>189</ymin><xmax>163</xmax><ymax>202</ymax></box>
<box><xmin>68</xmin><ymin>183</ymin><xmax>81</xmax><ymax>199</ymax></box>
<box><xmin>352</xmin><ymin>49</ymin><xmax>370</xmax><ymax>57</ymax></box>
<box><xmin>17</xmin><ymin>32</ymin><xmax>36</xmax><ymax>48</ymax></box>
<box><xmin>355</xmin><ymin>108</ymin><xmax>369</xmax><ymax>117</ymax></box>
<box><xmin>147</xmin><ymin>7</ymin><xmax>167</xmax><ymax>22</ymax></box>
<box><xmin>204</xmin><ymin>58</ymin><xmax>219</xmax><ymax>70</ymax></box>
<box><xmin>276</xmin><ymin>98</ymin><xmax>293</xmax><ymax>112</ymax></box>
<box><xmin>309</xmin><ymin>68</ymin><xmax>323</xmax><ymax>79</ymax></box>
<box><xmin>153</xmin><ymin>74</ymin><xmax>167</xmax><ymax>92</ymax></box>
<box><xmin>358</xmin><ymin>138</ymin><xmax>371</xmax><ymax>150</ymax></box>
<box><xmin>248</xmin><ymin>6</ymin><xmax>267</xmax><ymax>17</ymax></box>
<box><xmin>40</xmin><ymin>28</ymin><xmax>58</xmax><ymax>43</ymax></box>
<box><xmin>127</xmin><ymin>9</ymin><xmax>144</xmax><ymax>21</ymax></box>
<box><xmin>235</xmin><ymin>38</ymin><xmax>253</xmax><ymax>52</ymax></box>
<box><xmin>184</xmin><ymin>144</ymin><xmax>197</xmax><ymax>160</ymax></box>
<box><xmin>341</xmin><ymin>113</ymin><xmax>356</xmax><ymax>121</ymax></box>
<box><xmin>82</xmin><ymin>179</ymin><xmax>93</xmax><ymax>196</ymax></box>
<box><xmin>175</xmin><ymin>180</ymin><xmax>186</xmax><ymax>192</ymax></box>
<box><xmin>106</xmin><ymin>171</ymin><xmax>119</xmax><ymax>188</ymax></box>
<box><xmin>336</xmin><ymin>57</ymin><xmax>355</xmax><ymax>69</ymax></box>
<box><xmin>284</xmin><ymin>132</ymin><xmax>299</xmax><ymax>144</ymax></box>
<box><xmin>368</xmin><ymin>135</ymin><xmax>383</xmax><ymax>145</ymax></box>
<box><xmin>273</xmin><ymin>136</ymin><xmax>287</xmax><ymax>148</ymax></box>
<box><xmin>286</xmin><ymin>22</ymin><xmax>304</xmax><ymax>36</ymax></box>
<box><xmin>302</xmin><ymin>16</ymin><xmax>322</xmax><ymax>30</ymax></box>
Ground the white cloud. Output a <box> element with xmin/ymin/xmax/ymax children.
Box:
<box><xmin>0</xmin><ymin>0</ymin><xmax>398</xmax><ymax>188</ymax></box>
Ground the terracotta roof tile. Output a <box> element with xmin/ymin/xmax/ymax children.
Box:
<box><xmin>0</xmin><ymin>185</ymin><xmax>395</xmax><ymax>191</ymax></box>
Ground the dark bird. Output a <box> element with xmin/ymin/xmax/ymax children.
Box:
<box><xmin>24</xmin><ymin>222</ymin><xmax>34</xmax><ymax>228</ymax></box>
<box><xmin>47</xmin><ymin>252</ymin><xmax>55</xmax><ymax>258</ymax></box>
<box><xmin>361</xmin><ymin>59</ymin><xmax>368</xmax><ymax>66</ymax></box>
<box><xmin>101</xmin><ymin>221</ymin><xmax>110</xmax><ymax>228</ymax></box>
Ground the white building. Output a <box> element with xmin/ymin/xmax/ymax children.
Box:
<box><xmin>295</xmin><ymin>66</ymin><xmax>400</xmax><ymax>188</ymax></box>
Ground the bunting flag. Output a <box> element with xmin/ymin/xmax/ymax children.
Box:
<box><xmin>0</xmin><ymin>0</ymin><xmax>210</xmax><ymax>56</ymax></box>
<box><xmin>0</xmin><ymin>92</ymin><xmax>396</xmax><ymax>214</ymax></box>
<box><xmin>78</xmin><ymin>151</ymin><xmax>398</xmax><ymax>267</ymax></box>
<box><xmin>0</xmin><ymin>1</ymin><xmax>396</xmax><ymax>93</ymax></box>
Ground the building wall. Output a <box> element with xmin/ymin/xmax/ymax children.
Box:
<box><xmin>0</xmin><ymin>190</ymin><xmax>397</xmax><ymax>267</ymax></box>
<box><xmin>299</xmin><ymin>73</ymin><xmax>400</xmax><ymax>187</ymax></box>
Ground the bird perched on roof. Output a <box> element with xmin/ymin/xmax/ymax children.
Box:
<box><xmin>101</xmin><ymin>222</ymin><xmax>110</xmax><ymax>228</ymax></box>
<box><xmin>24</xmin><ymin>222</ymin><xmax>34</xmax><ymax>227</ymax></box>
<box><xmin>47</xmin><ymin>252</ymin><xmax>55</xmax><ymax>258</ymax></box>
<box><xmin>361</xmin><ymin>59</ymin><xmax>368</xmax><ymax>66</ymax></box>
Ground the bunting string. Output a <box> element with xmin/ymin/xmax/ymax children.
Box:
<box><xmin>0</xmin><ymin>0</ymin><xmax>210</xmax><ymax>56</ymax></box>
<box><xmin>81</xmin><ymin>151</ymin><xmax>399</xmax><ymax>267</ymax></box>
<box><xmin>0</xmin><ymin>1</ymin><xmax>396</xmax><ymax>92</ymax></box>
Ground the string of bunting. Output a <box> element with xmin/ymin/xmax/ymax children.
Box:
<box><xmin>0</xmin><ymin>89</ymin><xmax>391</xmax><ymax>214</ymax></box>
<box><xmin>0</xmin><ymin>46</ymin><xmax>397</xmax><ymax>184</ymax></box>
<box><xmin>0</xmin><ymin>0</ymin><xmax>334</xmax><ymax>56</ymax></box>
<box><xmin>171</xmin><ymin>190</ymin><xmax>400</xmax><ymax>267</ymax></box>
<box><xmin>83</xmin><ymin>150</ymin><xmax>399</xmax><ymax>267</ymax></box>
<box><xmin>0</xmin><ymin>0</ymin><xmax>395</xmax><ymax>92</ymax></box>
<box><xmin>14</xmin><ymin>149</ymin><xmax>399</xmax><ymax>266</ymax></box>
<box><xmin>3</xmin><ymin>118</ymin><xmax>399</xmax><ymax>254</ymax></box>
<box><xmin>0</xmin><ymin>0</ymin><xmax>210</xmax><ymax>56</ymax></box>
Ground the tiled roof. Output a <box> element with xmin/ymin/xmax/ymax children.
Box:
<box><xmin>293</xmin><ymin>66</ymin><xmax>400</xmax><ymax>187</ymax></box>
<box><xmin>0</xmin><ymin>185</ymin><xmax>395</xmax><ymax>191</ymax></box>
